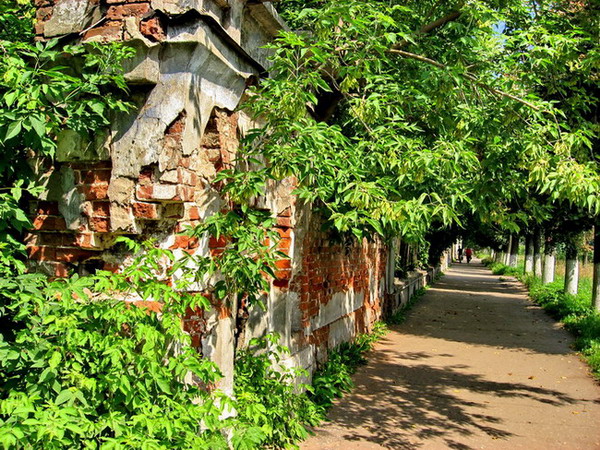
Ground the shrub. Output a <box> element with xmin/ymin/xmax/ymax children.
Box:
<box><xmin>310</xmin><ymin>323</ymin><xmax>387</xmax><ymax>409</ymax></box>
<box><xmin>234</xmin><ymin>333</ymin><xmax>323</xmax><ymax>449</ymax></box>
<box><xmin>0</xmin><ymin>272</ymin><xmax>231</xmax><ymax>449</ymax></box>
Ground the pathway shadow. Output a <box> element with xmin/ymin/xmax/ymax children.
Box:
<box><xmin>395</xmin><ymin>265</ymin><xmax>573</xmax><ymax>355</ymax></box>
<box><xmin>319</xmin><ymin>348</ymin><xmax>583</xmax><ymax>449</ymax></box>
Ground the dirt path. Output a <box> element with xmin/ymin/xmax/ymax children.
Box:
<box><xmin>302</xmin><ymin>261</ymin><xmax>600</xmax><ymax>449</ymax></box>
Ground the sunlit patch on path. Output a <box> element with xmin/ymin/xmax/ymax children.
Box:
<box><xmin>302</xmin><ymin>261</ymin><xmax>600</xmax><ymax>449</ymax></box>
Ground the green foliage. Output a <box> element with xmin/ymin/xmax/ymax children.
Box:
<box><xmin>526</xmin><ymin>278</ymin><xmax>600</xmax><ymax>380</ymax></box>
<box><xmin>262</xmin><ymin>0</ymin><xmax>600</xmax><ymax>246</ymax></box>
<box><xmin>0</xmin><ymin>0</ymin><xmax>34</xmax><ymax>42</ymax></box>
<box><xmin>184</xmin><ymin>208</ymin><xmax>283</xmax><ymax>308</ymax></box>
<box><xmin>310</xmin><ymin>323</ymin><xmax>387</xmax><ymax>409</ymax></box>
<box><xmin>488</xmin><ymin>262</ymin><xmax>522</xmax><ymax>277</ymax></box>
<box><xmin>0</xmin><ymin>32</ymin><xmax>134</xmax><ymax>274</ymax></box>
<box><xmin>0</xmin><ymin>246</ymin><xmax>235</xmax><ymax>449</ymax></box>
<box><xmin>234</xmin><ymin>333</ymin><xmax>323</xmax><ymax>449</ymax></box>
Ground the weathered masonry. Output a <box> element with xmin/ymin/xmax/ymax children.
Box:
<box><xmin>30</xmin><ymin>0</ymin><xmax>448</xmax><ymax>392</ymax></box>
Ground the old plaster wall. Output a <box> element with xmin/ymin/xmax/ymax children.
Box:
<box><xmin>28</xmin><ymin>0</ymin><xmax>435</xmax><ymax>391</ymax></box>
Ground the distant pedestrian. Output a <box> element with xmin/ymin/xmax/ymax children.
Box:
<box><xmin>465</xmin><ymin>248</ymin><xmax>473</xmax><ymax>263</ymax></box>
<box><xmin>457</xmin><ymin>247</ymin><xmax>463</xmax><ymax>263</ymax></box>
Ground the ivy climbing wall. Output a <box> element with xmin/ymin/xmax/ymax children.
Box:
<box><xmin>27</xmin><ymin>0</ymin><xmax>440</xmax><ymax>391</ymax></box>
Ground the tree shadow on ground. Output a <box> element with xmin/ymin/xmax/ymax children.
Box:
<box><xmin>396</xmin><ymin>267</ymin><xmax>573</xmax><ymax>355</ymax></box>
<box><xmin>316</xmin><ymin>348</ymin><xmax>586</xmax><ymax>449</ymax></box>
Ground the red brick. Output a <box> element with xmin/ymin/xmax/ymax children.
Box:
<box><xmin>80</xmin><ymin>183</ymin><xmax>109</xmax><ymax>200</ymax></box>
<box><xmin>83</xmin><ymin>20</ymin><xmax>123</xmax><ymax>42</ymax></box>
<box><xmin>171</xmin><ymin>235</ymin><xmax>191</xmax><ymax>249</ymax></box>
<box><xmin>275</xmin><ymin>269</ymin><xmax>292</xmax><ymax>280</ymax></box>
<box><xmin>166</xmin><ymin>113</ymin><xmax>186</xmax><ymax>135</ymax></box>
<box><xmin>34</xmin><ymin>22</ymin><xmax>45</xmax><ymax>36</ymax></box>
<box><xmin>275</xmin><ymin>227</ymin><xmax>292</xmax><ymax>238</ymax></box>
<box><xmin>275</xmin><ymin>259</ymin><xmax>291</xmax><ymax>270</ymax></box>
<box><xmin>278</xmin><ymin>207</ymin><xmax>292</xmax><ymax>217</ymax></box>
<box><xmin>136</xmin><ymin>185</ymin><xmax>153</xmax><ymax>200</ymax></box>
<box><xmin>28</xmin><ymin>246</ymin><xmax>56</xmax><ymax>261</ymax></box>
<box><xmin>83</xmin><ymin>22</ymin><xmax>123</xmax><ymax>41</ymax></box>
<box><xmin>134</xmin><ymin>300</ymin><xmax>163</xmax><ymax>314</ymax></box>
<box><xmin>53</xmin><ymin>262</ymin><xmax>69</xmax><ymax>278</ymax></box>
<box><xmin>80</xmin><ymin>169</ymin><xmax>111</xmax><ymax>184</ymax></box>
<box><xmin>40</xmin><ymin>233</ymin><xmax>66</xmax><ymax>247</ymax></box>
<box><xmin>187</xmin><ymin>205</ymin><xmax>201</xmax><ymax>220</ymax></box>
<box><xmin>139</xmin><ymin>16</ymin><xmax>166</xmax><ymax>41</ymax></box>
<box><xmin>103</xmin><ymin>262</ymin><xmax>120</xmax><ymax>273</ymax></box>
<box><xmin>132</xmin><ymin>202</ymin><xmax>159</xmax><ymax>219</ymax></box>
<box><xmin>55</xmin><ymin>248</ymin><xmax>96</xmax><ymax>263</ymax></box>
<box><xmin>24</xmin><ymin>233</ymin><xmax>39</xmax><ymax>246</ymax></box>
<box><xmin>36</xmin><ymin>201</ymin><xmax>59</xmax><ymax>216</ymax></box>
<box><xmin>273</xmin><ymin>279</ymin><xmax>289</xmax><ymax>289</ymax></box>
<box><xmin>177</xmin><ymin>186</ymin><xmax>194</xmax><ymax>202</ymax></box>
<box><xmin>178</xmin><ymin>168</ymin><xmax>198</xmax><ymax>186</ymax></box>
<box><xmin>90</xmin><ymin>217</ymin><xmax>110</xmax><ymax>233</ymax></box>
<box><xmin>91</xmin><ymin>201</ymin><xmax>110</xmax><ymax>218</ymax></box>
<box><xmin>74</xmin><ymin>233</ymin><xmax>99</xmax><ymax>249</ymax></box>
<box><xmin>106</xmin><ymin>3</ymin><xmax>151</xmax><ymax>19</ymax></box>
<box><xmin>32</xmin><ymin>215</ymin><xmax>66</xmax><ymax>231</ymax></box>
<box><xmin>210</xmin><ymin>248</ymin><xmax>225</xmax><ymax>257</ymax></box>
<box><xmin>277</xmin><ymin>238</ymin><xmax>292</xmax><ymax>252</ymax></box>
<box><xmin>139</xmin><ymin>166</ymin><xmax>154</xmax><ymax>184</ymax></box>
<box><xmin>276</xmin><ymin>217</ymin><xmax>293</xmax><ymax>228</ymax></box>
<box><xmin>208</xmin><ymin>235</ymin><xmax>228</xmax><ymax>249</ymax></box>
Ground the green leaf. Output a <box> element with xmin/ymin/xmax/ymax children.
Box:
<box><xmin>4</xmin><ymin>120</ymin><xmax>22</xmax><ymax>141</ymax></box>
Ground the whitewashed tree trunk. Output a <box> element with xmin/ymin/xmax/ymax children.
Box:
<box><xmin>565</xmin><ymin>244</ymin><xmax>579</xmax><ymax>295</ymax></box>
<box><xmin>533</xmin><ymin>229</ymin><xmax>543</xmax><ymax>278</ymax></box>
<box><xmin>542</xmin><ymin>249</ymin><xmax>555</xmax><ymax>284</ymax></box>
<box><xmin>524</xmin><ymin>234</ymin><xmax>534</xmax><ymax>274</ymax></box>
<box><xmin>504</xmin><ymin>235</ymin><xmax>512</xmax><ymax>265</ymax></box>
<box><xmin>509</xmin><ymin>235</ymin><xmax>519</xmax><ymax>267</ymax></box>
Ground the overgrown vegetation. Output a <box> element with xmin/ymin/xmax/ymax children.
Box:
<box><xmin>0</xmin><ymin>240</ymin><xmax>249</xmax><ymax>448</ymax></box>
<box><xmin>483</xmin><ymin>261</ymin><xmax>600</xmax><ymax>380</ymax></box>
<box><xmin>232</xmin><ymin>324</ymin><xmax>390</xmax><ymax>448</ymax></box>
<box><xmin>1</xmin><ymin>0</ymin><xmax>599</xmax><ymax>447</ymax></box>
<box><xmin>310</xmin><ymin>323</ymin><xmax>387</xmax><ymax>409</ymax></box>
<box><xmin>234</xmin><ymin>334</ymin><xmax>322</xmax><ymax>449</ymax></box>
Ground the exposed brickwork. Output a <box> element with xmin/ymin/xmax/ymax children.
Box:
<box><xmin>31</xmin><ymin>0</ymin><xmax>398</xmax><ymax>383</ymax></box>
<box><xmin>287</xmin><ymin>218</ymin><xmax>387</xmax><ymax>359</ymax></box>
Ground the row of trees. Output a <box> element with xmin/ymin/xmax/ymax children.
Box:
<box><xmin>263</xmin><ymin>0</ymin><xmax>599</xmax><ymax>309</ymax></box>
<box><xmin>491</xmin><ymin>227</ymin><xmax>593</xmax><ymax>295</ymax></box>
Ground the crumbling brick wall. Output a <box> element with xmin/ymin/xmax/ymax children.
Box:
<box><xmin>29</xmin><ymin>0</ymin><xmax>431</xmax><ymax>390</ymax></box>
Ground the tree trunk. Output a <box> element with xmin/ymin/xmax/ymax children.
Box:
<box><xmin>509</xmin><ymin>234</ymin><xmax>519</xmax><ymax>267</ymax></box>
<box><xmin>504</xmin><ymin>235</ymin><xmax>512</xmax><ymax>266</ymax></box>
<box><xmin>524</xmin><ymin>234</ymin><xmax>534</xmax><ymax>274</ymax></box>
<box><xmin>533</xmin><ymin>229</ymin><xmax>543</xmax><ymax>278</ymax></box>
<box><xmin>592</xmin><ymin>223</ymin><xmax>600</xmax><ymax>312</ymax></box>
<box><xmin>564</xmin><ymin>243</ymin><xmax>579</xmax><ymax>295</ymax></box>
<box><xmin>542</xmin><ymin>236</ymin><xmax>555</xmax><ymax>284</ymax></box>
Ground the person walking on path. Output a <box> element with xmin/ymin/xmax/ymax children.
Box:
<box><xmin>457</xmin><ymin>246</ymin><xmax>463</xmax><ymax>263</ymax></box>
<box><xmin>465</xmin><ymin>247</ymin><xmax>473</xmax><ymax>263</ymax></box>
